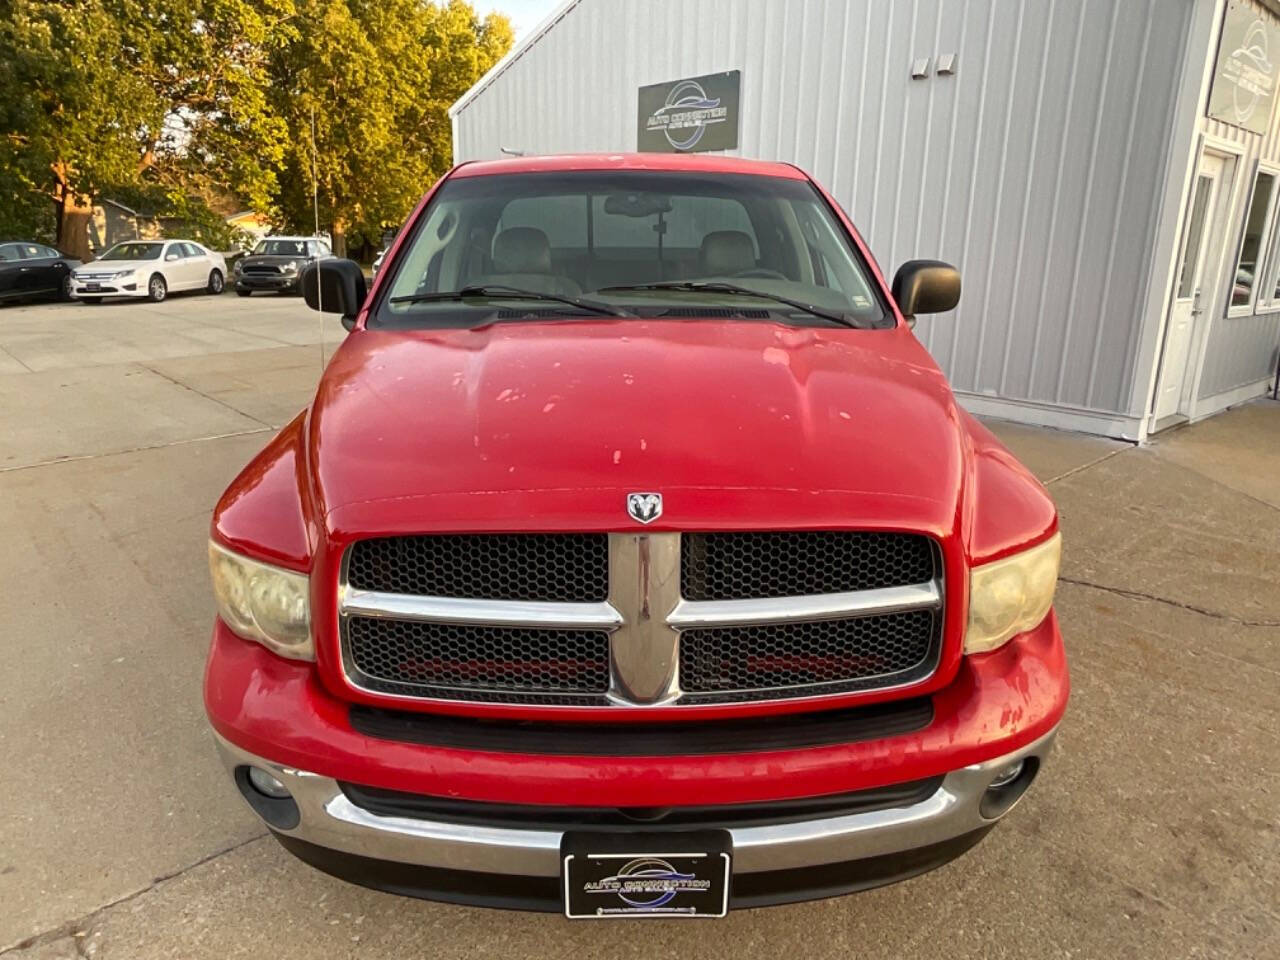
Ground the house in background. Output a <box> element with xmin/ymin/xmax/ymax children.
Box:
<box><xmin>88</xmin><ymin>199</ymin><xmax>161</xmax><ymax>252</ymax></box>
<box><xmin>224</xmin><ymin>210</ymin><xmax>273</xmax><ymax>244</ymax></box>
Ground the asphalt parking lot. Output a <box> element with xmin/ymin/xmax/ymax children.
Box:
<box><xmin>1</xmin><ymin>293</ymin><xmax>1276</xmax><ymax>959</ymax></box>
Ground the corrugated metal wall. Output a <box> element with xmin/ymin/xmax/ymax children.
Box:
<box><xmin>1197</xmin><ymin>0</ymin><xmax>1280</xmax><ymax>399</ymax></box>
<box><xmin>453</xmin><ymin>0</ymin><xmax>1196</xmax><ymax>420</ymax></box>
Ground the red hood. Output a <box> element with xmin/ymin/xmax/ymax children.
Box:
<box><xmin>307</xmin><ymin>321</ymin><xmax>967</xmax><ymax>537</ymax></box>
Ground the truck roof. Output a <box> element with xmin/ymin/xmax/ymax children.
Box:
<box><xmin>451</xmin><ymin>153</ymin><xmax>809</xmax><ymax>180</ymax></box>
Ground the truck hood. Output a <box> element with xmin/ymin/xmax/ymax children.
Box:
<box><xmin>308</xmin><ymin>321</ymin><xmax>968</xmax><ymax>536</ymax></box>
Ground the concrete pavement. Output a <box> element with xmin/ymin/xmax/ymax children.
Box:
<box><xmin>0</xmin><ymin>293</ymin><xmax>1275</xmax><ymax>958</ymax></box>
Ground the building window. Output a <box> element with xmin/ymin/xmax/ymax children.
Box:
<box><xmin>1256</xmin><ymin>168</ymin><xmax>1280</xmax><ymax>312</ymax></box>
<box><xmin>1229</xmin><ymin>169</ymin><xmax>1276</xmax><ymax>313</ymax></box>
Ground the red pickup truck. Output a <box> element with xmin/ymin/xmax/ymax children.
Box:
<box><xmin>205</xmin><ymin>153</ymin><xmax>1067</xmax><ymax>918</ymax></box>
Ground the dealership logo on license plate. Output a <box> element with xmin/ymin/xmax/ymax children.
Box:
<box><xmin>562</xmin><ymin>831</ymin><xmax>732</xmax><ymax>919</ymax></box>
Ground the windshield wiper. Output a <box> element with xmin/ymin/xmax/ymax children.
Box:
<box><xmin>598</xmin><ymin>281</ymin><xmax>856</xmax><ymax>328</ymax></box>
<box><xmin>390</xmin><ymin>284</ymin><xmax>629</xmax><ymax>317</ymax></box>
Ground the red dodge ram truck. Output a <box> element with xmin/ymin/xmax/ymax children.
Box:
<box><xmin>205</xmin><ymin>153</ymin><xmax>1067</xmax><ymax>918</ymax></box>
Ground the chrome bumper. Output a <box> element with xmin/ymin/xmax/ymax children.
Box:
<box><xmin>215</xmin><ymin>727</ymin><xmax>1056</xmax><ymax>877</ymax></box>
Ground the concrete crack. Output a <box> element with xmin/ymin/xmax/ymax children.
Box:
<box><xmin>139</xmin><ymin>363</ymin><xmax>272</xmax><ymax>428</ymax></box>
<box><xmin>1060</xmin><ymin>576</ymin><xmax>1280</xmax><ymax>627</ymax></box>
<box><xmin>0</xmin><ymin>833</ymin><xmax>268</xmax><ymax>956</ymax></box>
<box><xmin>0</xmin><ymin>427</ymin><xmax>273</xmax><ymax>474</ymax></box>
<box><xmin>1043</xmin><ymin>445</ymin><xmax>1129</xmax><ymax>485</ymax></box>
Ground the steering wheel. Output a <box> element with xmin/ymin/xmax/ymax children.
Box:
<box><xmin>732</xmin><ymin>267</ymin><xmax>788</xmax><ymax>280</ymax></box>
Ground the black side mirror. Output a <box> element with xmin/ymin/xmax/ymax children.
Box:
<box><xmin>891</xmin><ymin>260</ymin><xmax>961</xmax><ymax>319</ymax></box>
<box><xmin>302</xmin><ymin>258</ymin><xmax>366</xmax><ymax>328</ymax></box>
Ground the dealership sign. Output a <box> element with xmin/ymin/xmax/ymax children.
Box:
<box><xmin>637</xmin><ymin>70</ymin><xmax>740</xmax><ymax>152</ymax></box>
<box><xmin>1208</xmin><ymin>1</ymin><xmax>1280</xmax><ymax>135</ymax></box>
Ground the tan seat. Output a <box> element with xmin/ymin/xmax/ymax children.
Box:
<box><xmin>479</xmin><ymin>227</ymin><xmax>583</xmax><ymax>296</ymax></box>
<box><xmin>698</xmin><ymin>230</ymin><xmax>757</xmax><ymax>276</ymax></box>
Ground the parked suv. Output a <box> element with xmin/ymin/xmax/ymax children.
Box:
<box><xmin>206</xmin><ymin>154</ymin><xmax>1067</xmax><ymax>917</ymax></box>
<box><xmin>233</xmin><ymin>236</ymin><xmax>332</xmax><ymax>296</ymax></box>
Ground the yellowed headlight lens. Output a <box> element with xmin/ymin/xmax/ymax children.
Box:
<box><xmin>965</xmin><ymin>533</ymin><xmax>1061</xmax><ymax>654</ymax></box>
<box><xmin>209</xmin><ymin>541</ymin><xmax>313</xmax><ymax>660</ymax></box>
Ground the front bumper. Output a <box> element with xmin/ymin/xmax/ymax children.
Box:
<box><xmin>235</xmin><ymin>273</ymin><xmax>299</xmax><ymax>291</ymax></box>
<box><xmin>206</xmin><ymin>614</ymin><xmax>1068</xmax><ymax>908</ymax></box>
<box><xmin>216</xmin><ymin>726</ymin><xmax>1054</xmax><ymax>908</ymax></box>
<box><xmin>71</xmin><ymin>278</ymin><xmax>144</xmax><ymax>297</ymax></box>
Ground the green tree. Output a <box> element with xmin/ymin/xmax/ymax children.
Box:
<box><xmin>270</xmin><ymin>0</ymin><xmax>511</xmax><ymax>256</ymax></box>
<box><xmin>0</xmin><ymin>0</ymin><xmax>296</xmax><ymax>256</ymax></box>
<box><xmin>0</xmin><ymin>1</ymin><xmax>153</xmax><ymax>253</ymax></box>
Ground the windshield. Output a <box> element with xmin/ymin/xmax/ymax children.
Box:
<box><xmin>376</xmin><ymin>171</ymin><xmax>888</xmax><ymax>329</ymax></box>
<box><xmin>101</xmin><ymin>242</ymin><xmax>162</xmax><ymax>261</ymax></box>
<box><xmin>254</xmin><ymin>239</ymin><xmax>310</xmax><ymax>256</ymax></box>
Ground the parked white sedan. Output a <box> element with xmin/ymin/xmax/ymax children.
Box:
<box><xmin>71</xmin><ymin>240</ymin><xmax>228</xmax><ymax>303</ymax></box>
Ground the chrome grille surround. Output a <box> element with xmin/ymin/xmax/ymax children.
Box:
<box><xmin>338</xmin><ymin>533</ymin><xmax>943</xmax><ymax>708</ymax></box>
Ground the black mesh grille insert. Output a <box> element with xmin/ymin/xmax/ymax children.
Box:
<box><xmin>681</xmin><ymin>532</ymin><xmax>936</xmax><ymax>601</ymax></box>
<box><xmin>345</xmin><ymin>617</ymin><xmax>610</xmax><ymax>703</ymax></box>
<box><xmin>346</xmin><ymin>534</ymin><xmax>608</xmax><ymax>602</ymax></box>
<box><xmin>679</xmin><ymin>610</ymin><xmax>938</xmax><ymax>702</ymax></box>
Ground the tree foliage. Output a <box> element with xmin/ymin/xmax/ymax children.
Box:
<box><xmin>270</xmin><ymin>0</ymin><xmax>512</xmax><ymax>254</ymax></box>
<box><xmin>0</xmin><ymin>0</ymin><xmax>512</xmax><ymax>255</ymax></box>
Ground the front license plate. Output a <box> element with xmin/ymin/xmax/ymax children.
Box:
<box><xmin>562</xmin><ymin>830</ymin><xmax>732</xmax><ymax>919</ymax></box>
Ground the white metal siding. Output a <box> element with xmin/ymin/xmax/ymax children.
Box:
<box><xmin>1196</xmin><ymin>0</ymin><xmax>1280</xmax><ymax>400</ymax></box>
<box><xmin>453</xmin><ymin>0</ymin><xmax>1196</xmax><ymax>420</ymax></box>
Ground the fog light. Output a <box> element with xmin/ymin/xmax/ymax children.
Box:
<box><xmin>988</xmin><ymin>759</ymin><xmax>1024</xmax><ymax>789</ymax></box>
<box><xmin>247</xmin><ymin>766</ymin><xmax>291</xmax><ymax>799</ymax></box>
<box><xmin>980</xmin><ymin>756</ymin><xmax>1039</xmax><ymax>819</ymax></box>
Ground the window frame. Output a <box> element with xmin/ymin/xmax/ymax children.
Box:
<box><xmin>374</xmin><ymin>170</ymin><xmax>894</xmax><ymax>330</ymax></box>
<box><xmin>1252</xmin><ymin>161</ymin><xmax>1280</xmax><ymax>313</ymax></box>
<box><xmin>1228</xmin><ymin>161</ymin><xmax>1280</xmax><ymax>317</ymax></box>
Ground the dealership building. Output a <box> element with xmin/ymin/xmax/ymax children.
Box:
<box><xmin>450</xmin><ymin>0</ymin><xmax>1280</xmax><ymax>440</ymax></box>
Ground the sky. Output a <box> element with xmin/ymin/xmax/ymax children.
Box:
<box><xmin>476</xmin><ymin>0</ymin><xmax>561</xmax><ymax>40</ymax></box>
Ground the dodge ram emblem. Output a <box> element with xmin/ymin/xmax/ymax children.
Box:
<box><xmin>626</xmin><ymin>492</ymin><xmax>663</xmax><ymax>524</ymax></box>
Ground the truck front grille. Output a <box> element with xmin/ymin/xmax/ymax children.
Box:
<box><xmin>347</xmin><ymin>534</ymin><xmax>608</xmax><ymax>602</ymax></box>
<box><xmin>681</xmin><ymin>531</ymin><xmax>936</xmax><ymax>600</ymax></box>
<box><xmin>345</xmin><ymin>617</ymin><xmax>610</xmax><ymax>703</ymax></box>
<box><xmin>679</xmin><ymin>609</ymin><xmax>937</xmax><ymax>703</ymax></box>
<box><xmin>339</xmin><ymin>532</ymin><xmax>942</xmax><ymax>708</ymax></box>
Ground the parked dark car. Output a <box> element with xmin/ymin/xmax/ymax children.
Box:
<box><xmin>233</xmin><ymin>236</ymin><xmax>333</xmax><ymax>296</ymax></box>
<box><xmin>0</xmin><ymin>242</ymin><xmax>81</xmax><ymax>303</ymax></box>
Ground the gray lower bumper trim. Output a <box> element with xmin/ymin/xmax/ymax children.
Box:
<box><xmin>214</xmin><ymin>727</ymin><xmax>1056</xmax><ymax>878</ymax></box>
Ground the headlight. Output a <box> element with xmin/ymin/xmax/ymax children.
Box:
<box><xmin>232</xmin><ymin>260</ymin><xmax>242</xmax><ymax>274</ymax></box>
<box><xmin>208</xmin><ymin>541</ymin><xmax>313</xmax><ymax>660</ymax></box>
<box><xmin>964</xmin><ymin>532</ymin><xmax>1061</xmax><ymax>654</ymax></box>
<box><xmin>112</xmin><ymin>269</ymin><xmax>134</xmax><ymax>279</ymax></box>
<box><xmin>282</xmin><ymin>260</ymin><xmax>300</xmax><ymax>273</ymax></box>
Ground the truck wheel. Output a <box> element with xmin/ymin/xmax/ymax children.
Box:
<box><xmin>207</xmin><ymin>270</ymin><xmax>225</xmax><ymax>295</ymax></box>
<box><xmin>147</xmin><ymin>274</ymin><xmax>167</xmax><ymax>303</ymax></box>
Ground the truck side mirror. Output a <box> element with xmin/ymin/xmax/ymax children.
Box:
<box><xmin>892</xmin><ymin>260</ymin><xmax>961</xmax><ymax>320</ymax></box>
<box><xmin>302</xmin><ymin>258</ymin><xmax>366</xmax><ymax>329</ymax></box>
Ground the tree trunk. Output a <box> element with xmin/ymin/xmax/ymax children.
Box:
<box><xmin>52</xmin><ymin>171</ymin><xmax>94</xmax><ymax>261</ymax></box>
<box><xmin>331</xmin><ymin>217</ymin><xmax>347</xmax><ymax>259</ymax></box>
